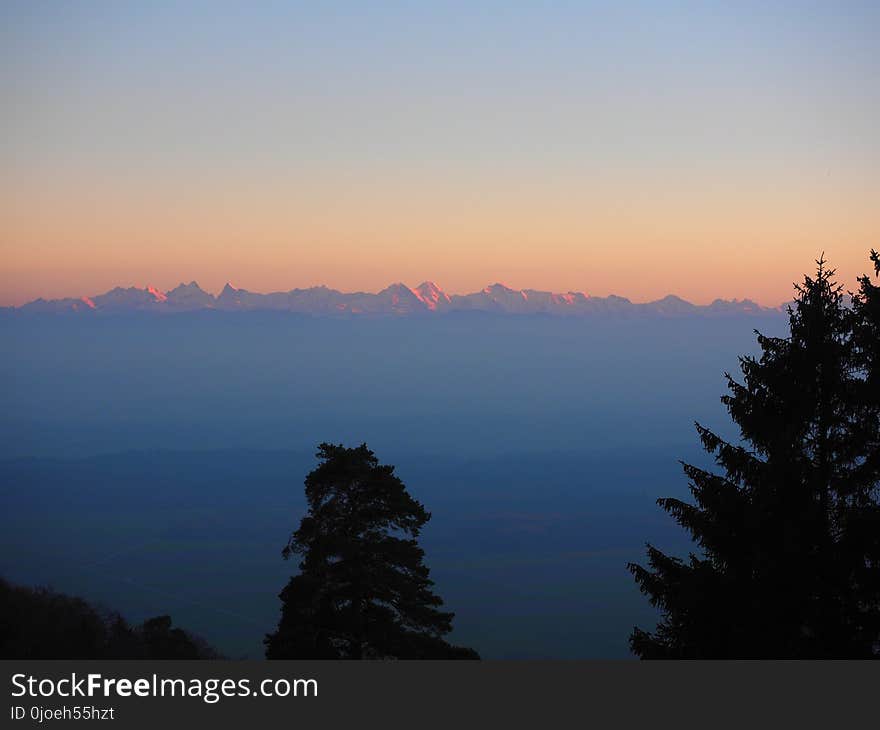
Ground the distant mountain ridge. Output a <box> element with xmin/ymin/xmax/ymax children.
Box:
<box><xmin>13</xmin><ymin>280</ymin><xmax>780</xmax><ymax>317</ymax></box>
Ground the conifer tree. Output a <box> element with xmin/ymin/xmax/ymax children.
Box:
<box><xmin>629</xmin><ymin>254</ymin><xmax>880</xmax><ymax>658</ymax></box>
<box><xmin>266</xmin><ymin>443</ymin><xmax>479</xmax><ymax>659</ymax></box>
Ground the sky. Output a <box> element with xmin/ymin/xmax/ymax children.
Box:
<box><xmin>1</xmin><ymin>1</ymin><xmax>878</xmax><ymax>306</ymax></box>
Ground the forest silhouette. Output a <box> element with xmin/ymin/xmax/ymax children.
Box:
<box><xmin>1</xmin><ymin>251</ymin><xmax>878</xmax><ymax>659</ymax></box>
<box><xmin>0</xmin><ymin>577</ymin><xmax>220</xmax><ymax>659</ymax></box>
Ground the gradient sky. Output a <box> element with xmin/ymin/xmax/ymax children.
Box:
<box><xmin>2</xmin><ymin>1</ymin><xmax>878</xmax><ymax>306</ymax></box>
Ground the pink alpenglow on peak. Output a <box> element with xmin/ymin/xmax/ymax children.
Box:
<box><xmin>414</xmin><ymin>282</ymin><xmax>452</xmax><ymax>311</ymax></box>
<box><xmin>89</xmin><ymin>286</ymin><xmax>170</xmax><ymax>310</ymax></box>
<box><xmin>350</xmin><ymin>283</ymin><xmax>425</xmax><ymax>314</ymax></box>
<box><xmin>146</xmin><ymin>286</ymin><xmax>168</xmax><ymax>303</ymax></box>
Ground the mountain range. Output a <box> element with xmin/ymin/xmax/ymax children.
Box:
<box><xmin>11</xmin><ymin>281</ymin><xmax>780</xmax><ymax>317</ymax></box>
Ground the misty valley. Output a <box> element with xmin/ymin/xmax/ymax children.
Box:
<box><xmin>1</xmin><ymin>311</ymin><xmax>789</xmax><ymax>657</ymax></box>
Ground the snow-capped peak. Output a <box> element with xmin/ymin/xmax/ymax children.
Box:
<box><xmin>415</xmin><ymin>281</ymin><xmax>452</xmax><ymax>310</ymax></box>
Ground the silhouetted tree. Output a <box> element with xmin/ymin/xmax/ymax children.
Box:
<box><xmin>851</xmin><ymin>250</ymin><xmax>880</xmax><ymax>479</ymax></box>
<box><xmin>266</xmin><ymin>443</ymin><xmax>479</xmax><ymax>659</ymax></box>
<box><xmin>629</xmin><ymin>254</ymin><xmax>880</xmax><ymax>658</ymax></box>
<box><xmin>0</xmin><ymin>577</ymin><xmax>220</xmax><ymax>659</ymax></box>
<box><xmin>138</xmin><ymin>615</ymin><xmax>202</xmax><ymax>659</ymax></box>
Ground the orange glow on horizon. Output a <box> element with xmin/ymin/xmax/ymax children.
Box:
<box><xmin>1</xmin><ymin>139</ymin><xmax>876</xmax><ymax>308</ymax></box>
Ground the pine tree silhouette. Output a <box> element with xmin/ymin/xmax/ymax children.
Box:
<box><xmin>266</xmin><ymin>443</ymin><xmax>479</xmax><ymax>659</ymax></box>
<box><xmin>629</xmin><ymin>254</ymin><xmax>880</xmax><ymax>658</ymax></box>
